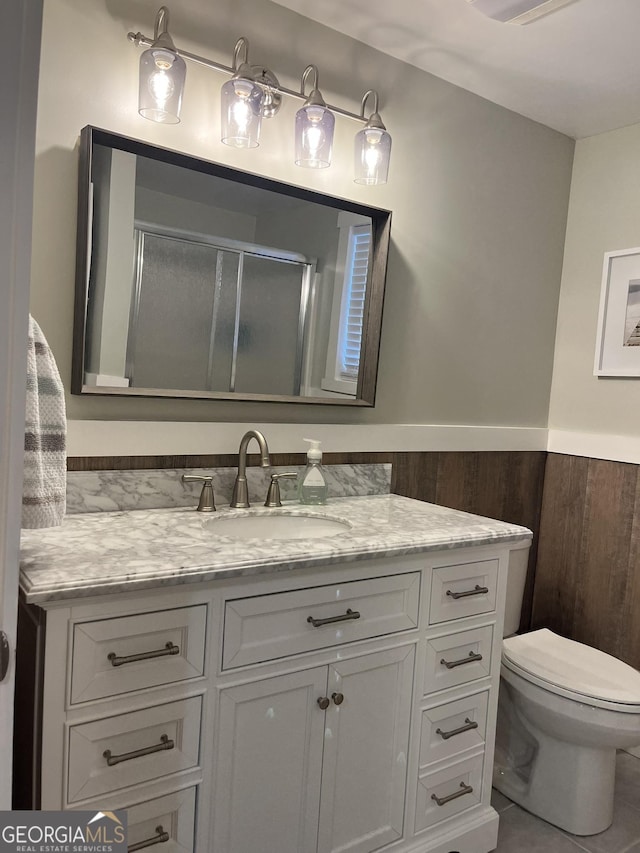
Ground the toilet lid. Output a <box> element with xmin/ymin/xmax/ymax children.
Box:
<box><xmin>502</xmin><ymin>629</ymin><xmax>640</xmax><ymax>706</ymax></box>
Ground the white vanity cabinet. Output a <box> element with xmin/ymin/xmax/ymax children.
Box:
<box><xmin>20</xmin><ymin>539</ymin><xmax>526</xmax><ymax>853</ymax></box>
<box><xmin>27</xmin><ymin>591</ymin><xmax>214</xmax><ymax>853</ymax></box>
<box><xmin>205</xmin><ymin>548</ymin><xmax>512</xmax><ymax>853</ymax></box>
<box><xmin>212</xmin><ymin>570</ymin><xmax>420</xmax><ymax>853</ymax></box>
<box><xmin>213</xmin><ymin>645</ymin><xmax>415</xmax><ymax>853</ymax></box>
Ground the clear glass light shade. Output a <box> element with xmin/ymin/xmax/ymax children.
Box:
<box><xmin>354</xmin><ymin>127</ymin><xmax>392</xmax><ymax>185</ymax></box>
<box><xmin>221</xmin><ymin>77</ymin><xmax>264</xmax><ymax>148</ymax></box>
<box><xmin>138</xmin><ymin>48</ymin><xmax>186</xmax><ymax>124</ymax></box>
<box><xmin>295</xmin><ymin>105</ymin><xmax>335</xmax><ymax>168</ymax></box>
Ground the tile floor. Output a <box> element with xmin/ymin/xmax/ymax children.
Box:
<box><xmin>493</xmin><ymin>752</ymin><xmax>640</xmax><ymax>853</ymax></box>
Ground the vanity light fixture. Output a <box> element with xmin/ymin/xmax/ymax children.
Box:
<box><xmin>354</xmin><ymin>90</ymin><xmax>392</xmax><ymax>186</ymax></box>
<box><xmin>295</xmin><ymin>66</ymin><xmax>335</xmax><ymax>169</ymax></box>
<box><xmin>129</xmin><ymin>7</ymin><xmax>392</xmax><ymax>184</ymax></box>
<box><xmin>220</xmin><ymin>38</ymin><xmax>265</xmax><ymax>149</ymax></box>
<box><xmin>137</xmin><ymin>7</ymin><xmax>186</xmax><ymax>124</ymax></box>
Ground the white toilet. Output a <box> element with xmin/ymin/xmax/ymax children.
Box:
<box><xmin>493</xmin><ymin>549</ymin><xmax>640</xmax><ymax>836</ymax></box>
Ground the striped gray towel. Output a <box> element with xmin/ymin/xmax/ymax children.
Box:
<box><xmin>22</xmin><ymin>316</ymin><xmax>67</xmax><ymax>528</ymax></box>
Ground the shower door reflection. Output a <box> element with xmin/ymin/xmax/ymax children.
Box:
<box><xmin>126</xmin><ymin>227</ymin><xmax>314</xmax><ymax>396</ymax></box>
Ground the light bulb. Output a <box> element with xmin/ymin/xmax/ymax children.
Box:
<box><xmin>233</xmin><ymin>99</ymin><xmax>251</xmax><ymax>134</ymax></box>
<box><xmin>295</xmin><ymin>104</ymin><xmax>334</xmax><ymax>168</ymax></box>
<box><xmin>138</xmin><ymin>48</ymin><xmax>186</xmax><ymax>124</ymax></box>
<box><xmin>230</xmin><ymin>80</ymin><xmax>255</xmax><ymax>136</ymax></box>
<box><xmin>303</xmin><ymin>106</ymin><xmax>325</xmax><ymax>158</ymax></box>
<box><xmin>304</xmin><ymin>125</ymin><xmax>324</xmax><ymax>158</ymax></box>
<box><xmin>148</xmin><ymin>69</ymin><xmax>175</xmax><ymax>109</ymax></box>
<box><xmin>354</xmin><ymin>125</ymin><xmax>391</xmax><ymax>185</ymax></box>
<box><xmin>221</xmin><ymin>76</ymin><xmax>263</xmax><ymax>148</ymax></box>
<box><xmin>363</xmin><ymin>130</ymin><xmax>382</xmax><ymax>175</ymax></box>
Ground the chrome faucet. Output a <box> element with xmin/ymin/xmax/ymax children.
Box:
<box><xmin>230</xmin><ymin>430</ymin><xmax>270</xmax><ymax>508</ymax></box>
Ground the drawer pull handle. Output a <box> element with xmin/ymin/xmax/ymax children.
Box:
<box><xmin>317</xmin><ymin>696</ymin><xmax>330</xmax><ymax>710</ymax></box>
<box><xmin>103</xmin><ymin>733</ymin><xmax>174</xmax><ymax>766</ymax></box>
<box><xmin>108</xmin><ymin>642</ymin><xmax>180</xmax><ymax>667</ymax></box>
<box><xmin>446</xmin><ymin>585</ymin><xmax>489</xmax><ymax>600</ymax></box>
<box><xmin>128</xmin><ymin>825</ymin><xmax>170</xmax><ymax>851</ymax></box>
<box><xmin>431</xmin><ymin>781</ymin><xmax>474</xmax><ymax>807</ymax></box>
<box><xmin>436</xmin><ymin>718</ymin><xmax>478</xmax><ymax>740</ymax></box>
<box><xmin>440</xmin><ymin>651</ymin><xmax>483</xmax><ymax>670</ymax></box>
<box><xmin>307</xmin><ymin>608</ymin><xmax>361</xmax><ymax>628</ymax></box>
<box><xmin>332</xmin><ymin>692</ymin><xmax>344</xmax><ymax>705</ymax></box>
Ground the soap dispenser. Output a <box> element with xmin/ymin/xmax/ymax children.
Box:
<box><xmin>298</xmin><ymin>439</ymin><xmax>328</xmax><ymax>505</ymax></box>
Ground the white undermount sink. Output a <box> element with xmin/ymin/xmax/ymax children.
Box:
<box><xmin>205</xmin><ymin>512</ymin><xmax>351</xmax><ymax>540</ymax></box>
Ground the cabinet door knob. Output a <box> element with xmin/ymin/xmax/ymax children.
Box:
<box><xmin>331</xmin><ymin>692</ymin><xmax>344</xmax><ymax>705</ymax></box>
<box><xmin>317</xmin><ymin>696</ymin><xmax>330</xmax><ymax>710</ymax></box>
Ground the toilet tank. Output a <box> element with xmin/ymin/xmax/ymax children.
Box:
<box><xmin>503</xmin><ymin>546</ymin><xmax>529</xmax><ymax>636</ymax></box>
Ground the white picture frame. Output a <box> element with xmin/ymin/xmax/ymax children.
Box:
<box><xmin>594</xmin><ymin>247</ymin><xmax>640</xmax><ymax>376</ymax></box>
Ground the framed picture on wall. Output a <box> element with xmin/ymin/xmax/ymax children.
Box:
<box><xmin>594</xmin><ymin>247</ymin><xmax>640</xmax><ymax>376</ymax></box>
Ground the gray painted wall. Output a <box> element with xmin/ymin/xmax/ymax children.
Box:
<box><xmin>549</xmin><ymin>122</ymin><xmax>640</xmax><ymax>438</ymax></box>
<box><xmin>31</xmin><ymin>0</ymin><xmax>574</xmax><ymax>429</ymax></box>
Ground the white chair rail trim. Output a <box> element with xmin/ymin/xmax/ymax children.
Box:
<box><xmin>67</xmin><ymin>422</ymin><xmax>640</xmax><ymax>465</ymax></box>
<box><xmin>67</xmin><ymin>421</ymin><xmax>547</xmax><ymax>457</ymax></box>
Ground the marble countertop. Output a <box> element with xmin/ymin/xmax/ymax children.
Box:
<box><xmin>20</xmin><ymin>495</ymin><xmax>532</xmax><ymax>605</ymax></box>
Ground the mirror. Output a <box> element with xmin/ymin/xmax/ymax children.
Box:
<box><xmin>72</xmin><ymin>126</ymin><xmax>391</xmax><ymax>405</ymax></box>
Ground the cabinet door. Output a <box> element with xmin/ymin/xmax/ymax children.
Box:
<box><xmin>213</xmin><ymin>667</ymin><xmax>327</xmax><ymax>853</ymax></box>
<box><xmin>318</xmin><ymin>645</ymin><xmax>415</xmax><ymax>853</ymax></box>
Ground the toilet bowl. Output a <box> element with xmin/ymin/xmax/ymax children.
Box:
<box><xmin>493</xmin><ymin>628</ymin><xmax>640</xmax><ymax>835</ymax></box>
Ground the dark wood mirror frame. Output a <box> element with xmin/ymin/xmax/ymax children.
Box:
<box><xmin>72</xmin><ymin>126</ymin><xmax>391</xmax><ymax>406</ymax></box>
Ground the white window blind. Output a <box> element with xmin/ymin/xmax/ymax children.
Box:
<box><xmin>338</xmin><ymin>224</ymin><xmax>371</xmax><ymax>380</ymax></box>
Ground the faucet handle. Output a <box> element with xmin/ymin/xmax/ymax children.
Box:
<box><xmin>182</xmin><ymin>475</ymin><xmax>216</xmax><ymax>512</ymax></box>
<box><xmin>264</xmin><ymin>472</ymin><xmax>298</xmax><ymax>508</ymax></box>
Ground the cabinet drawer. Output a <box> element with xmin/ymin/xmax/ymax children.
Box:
<box><xmin>71</xmin><ymin>606</ymin><xmax>207</xmax><ymax>704</ymax></box>
<box><xmin>429</xmin><ymin>559</ymin><xmax>498</xmax><ymax>625</ymax></box>
<box><xmin>67</xmin><ymin>696</ymin><xmax>201</xmax><ymax>803</ymax></box>
<box><xmin>223</xmin><ymin>573</ymin><xmax>420</xmax><ymax>669</ymax></box>
<box><xmin>419</xmin><ymin>691</ymin><xmax>489</xmax><ymax>769</ymax></box>
<box><xmin>415</xmin><ymin>754</ymin><xmax>483</xmax><ymax>832</ymax></box>
<box><xmin>424</xmin><ymin>625</ymin><xmax>493</xmax><ymax>694</ymax></box>
<box><xmin>126</xmin><ymin>787</ymin><xmax>196</xmax><ymax>853</ymax></box>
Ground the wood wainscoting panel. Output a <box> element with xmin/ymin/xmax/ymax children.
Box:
<box><xmin>391</xmin><ymin>451</ymin><xmax>546</xmax><ymax>632</ymax></box>
<box><xmin>532</xmin><ymin>453</ymin><xmax>640</xmax><ymax>669</ymax></box>
<box><xmin>529</xmin><ymin>454</ymin><xmax>589</xmax><ymax>640</ymax></box>
<box><xmin>624</xmin><ymin>489</ymin><xmax>640</xmax><ymax>670</ymax></box>
<box><xmin>66</xmin><ymin>452</ymin><xmax>393</xmax><ymax>472</ymax></box>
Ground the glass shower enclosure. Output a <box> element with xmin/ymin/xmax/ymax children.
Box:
<box><xmin>126</xmin><ymin>225</ymin><xmax>315</xmax><ymax>397</ymax></box>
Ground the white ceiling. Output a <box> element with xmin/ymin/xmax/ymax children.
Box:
<box><xmin>271</xmin><ymin>0</ymin><xmax>640</xmax><ymax>139</ymax></box>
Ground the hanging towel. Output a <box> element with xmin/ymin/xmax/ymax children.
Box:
<box><xmin>22</xmin><ymin>316</ymin><xmax>67</xmax><ymax>528</ymax></box>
